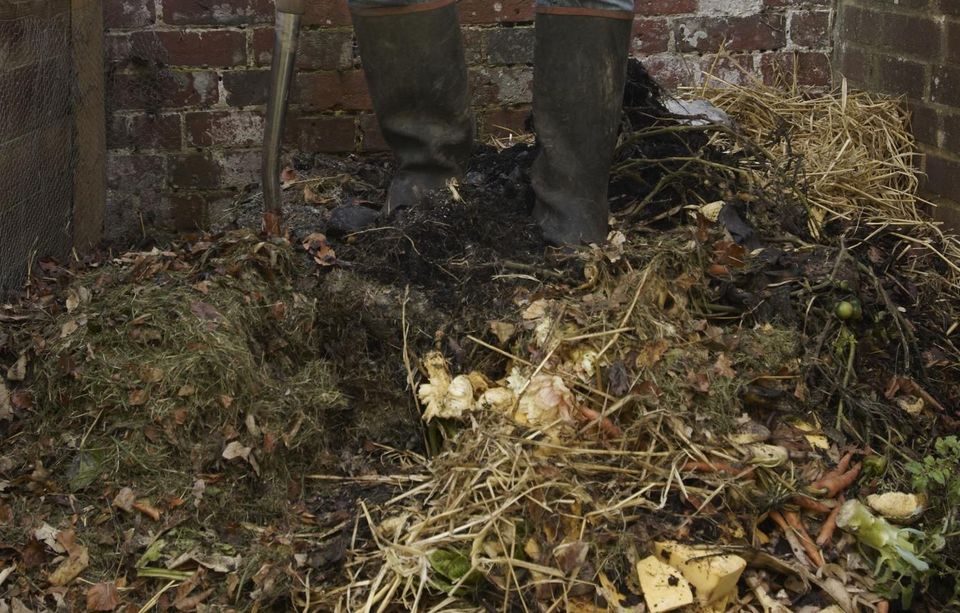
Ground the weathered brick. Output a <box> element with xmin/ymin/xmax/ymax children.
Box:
<box><xmin>169</xmin><ymin>192</ymin><xmax>209</xmax><ymax>230</ymax></box>
<box><xmin>486</xmin><ymin>27</ymin><xmax>534</xmax><ymax>65</ymax></box>
<box><xmin>924</xmin><ymin>152</ymin><xmax>960</xmax><ymax>200</ymax></box>
<box><xmin>106</xmin><ymin>69</ymin><xmax>219</xmax><ymax>111</ymax></box>
<box><xmin>186</xmin><ymin>111</ymin><xmax>264</xmax><ymax>147</ymax></box>
<box><xmin>169</xmin><ymin>152</ymin><xmax>222</xmax><ymax>189</ymax></box>
<box><xmin>296</xmin><ymin>71</ymin><xmax>372</xmax><ymax>111</ymax></box>
<box><xmin>254</xmin><ymin>27</ymin><xmax>354</xmax><ymax>70</ymax></box>
<box><xmin>163</xmin><ymin>0</ymin><xmax>273</xmax><ymax>25</ymax></box>
<box><xmin>643</xmin><ymin>53</ymin><xmax>696</xmax><ymax>89</ymax></box>
<box><xmin>304</xmin><ymin>0</ymin><xmax>353</xmax><ymax>27</ymax></box>
<box><xmin>109</xmin><ymin>112</ymin><xmax>183</xmax><ymax>150</ymax></box>
<box><xmin>760</xmin><ymin>51</ymin><xmax>832</xmax><ymax>87</ymax></box>
<box><xmin>221</xmin><ymin>69</ymin><xmax>271</xmax><ymax>106</ymax></box>
<box><xmin>947</xmin><ymin>19</ymin><xmax>960</xmax><ymax>64</ymax></box>
<box><xmin>910</xmin><ymin>101</ymin><xmax>941</xmax><ymax>147</ymax></box>
<box><xmin>285</xmin><ymin>115</ymin><xmax>357</xmax><ymax>152</ymax></box>
<box><xmin>106</xmin><ymin>153</ymin><xmax>167</xmax><ymax>192</ymax></box>
<box><xmin>471</xmin><ymin>66</ymin><xmax>533</xmax><ymax>106</ymax></box>
<box><xmin>459</xmin><ymin>0</ymin><xmax>534</xmax><ymax>24</ymax></box>
<box><xmin>103</xmin><ymin>0</ymin><xmax>155</xmax><ymax>28</ymax></box>
<box><xmin>676</xmin><ymin>15</ymin><xmax>786</xmax><ymax>53</ymax></box>
<box><xmin>933</xmin><ymin>65</ymin><xmax>960</xmax><ymax>106</ymax></box>
<box><xmin>876</xmin><ymin>54</ymin><xmax>926</xmax><ymax>99</ymax></box>
<box><xmin>882</xmin><ymin>11</ymin><xmax>942</xmax><ymax>59</ymax></box>
<box><xmin>632</xmin><ymin>18</ymin><xmax>670</xmax><ymax>54</ymax></box>
<box><xmin>763</xmin><ymin>0</ymin><xmax>831</xmax><ymax>7</ymax></box>
<box><xmin>837</xmin><ymin>42</ymin><xmax>872</xmax><ymax>85</ymax></box>
<box><xmin>635</xmin><ymin>0</ymin><xmax>696</xmax><ymax>16</ymax></box>
<box><xmin>940</xmin><ymin>109</ymin><xmax>960</xmax><ymax>153</ymax></box>
<box><xmin>701</xmin><ymin>53</ymin><xmax>758</xmax><ymax>87</ymax></box>
<box><xmin>126</xmin><ymin>30</ymin><xmax>246</xmax><ymax>67</ymax></box>
<box><xmin>789</xmin><ymin>10</ymin><xmax>831</xmax><ymax>48</ymax></box>
<box><xmin>217</xmin><ymin>150</ymin><xmax>262</xmax><ymax>187</ymax></box>
<box><xmin>358</xmin><ymin>114</ymin><xmax>388</xmax><ymax>152</ymax></box>
<box><xmin>935</xmin><ymin>0</ymin><xmax>960</xmax><ymax>18</ymax></box>
<box><xmin>930</xmin><ymin>196</ymin><xmax>960</xmax><ymax>231</ymax></box>
<box><xmin>462</xmin><ymin>28</ymin><xmax>487</xmax><ymax>65</ymax></box>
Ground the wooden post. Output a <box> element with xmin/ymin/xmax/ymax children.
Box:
<box><xmin>71</xmin><ymin>0</ymin><xmax>106</xmax><ymax>250</ymax></box>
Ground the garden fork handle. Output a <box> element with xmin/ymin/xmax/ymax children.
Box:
<box><xmin>261</xmin><ymin>0</ymin><xmax>306</xmax><ymax>235</ymax></box>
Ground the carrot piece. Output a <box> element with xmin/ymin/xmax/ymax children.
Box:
<box><xmin>783</xmin><ymin>510</ymin><xmax>824</xmax><ymax>568</ymax></box>
<box><xmin>811</xmin><ymin>463</ymin><xmax>862</xmax><ymax>498</ymax></box>
<box><xmin>876</xmin><ymin>600</ymin><xmax>890</xmax><ymax>613</ymax></box>
<box><xmin>578</xmin><ymin>406</ymin><xmax>623</xmax><ymax>438</ymax></box>
<box><xmin>791</xmin><ymin>495</ymin><xmax>833</xmax><ymax>515</ymax></box>
<box><xmin>682</xmin><ymin>460</ymin><xmax>751</xmax><ymax>477</ymax></box>
<box><xmin>817</xmin><ymin>495</ymin><xmax>844</xmax><ymax>546</ymax></box>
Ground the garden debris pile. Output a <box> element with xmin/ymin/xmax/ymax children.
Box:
<box><xmin>2</xmin><ymin>67</ymin><xmax>960</xmax><ymax>612</ymax></box>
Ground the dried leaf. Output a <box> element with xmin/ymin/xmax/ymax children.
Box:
<box><xmin>222</xmin><ymin>441</ymin><xmax>251</xmax><ymax>462</ymax></box>
<box><xmin>21</xmin><ymin>539</ymin><xmax>47</xmax><ymax>568</ymax></box>
<box><xmin>177</xmin><ymin>385</ymin><xmax>196</xmax><ymax>397</ymax></box>
<box><xmin>140</xmin><ymin>366</ymin><xmax>164</xmax><ymax>383</ymax></box>
<box><xmin>86</xmin><ymin>581</ymin><xmax>120</xmax><ymax>611</ymax></box>
<box><xmin>0</xmin><ymin>503</ymin><xmax>12</xmax><ymax>525</ymax></box>
<box><xmin>189</xmin><ymin>301</ymin><xmax>221</xmax><ymax>323</ymax></box>
<box><xmin>714</xmin><ymin>353</ymin><xmax>737</xmax><ymax>378</ymax></box>
<box><xmin>132</xmin><ymin>500</ymin><xmax>161</xmax><ymax>522</ymax></box>
<box><xmin>280</xmin><ymin>167</ymin><xmax>297</xmax><ymax>188</ymax></box>
<box><xmin>553</xmin><ymin>540</ymin><xmax>589</xmax><ymax>574</ymax></box>
<box><xmin>174</xmin><ymin>587</ymin><xmax>214</xmax><ymax>611</ymax></box>
<box><xmin>218</xmin><ymin>395</ymin><xmax>233</xmax><ymax>409</ymax></box>
<box><xmin>0</xmin><ymin>383</ymin><xmax>12</xmax><ymax>423</ymax></box>
<box><xmin>60</xmin><ymin>320</ymin><xmax>79</xmax><ymax>338</ymax></box>
<box><xmin>488</xmin><ymin>321</ymin><xmax>516</xmax><ymax>345</ymax></box>
<box><xmin>636</xmin><ymin>339</ymin><xmax>670</xmax><ymax>369</ymax></box>
<box><xmin>48</xmin><ymin>535</ymin><xmax>89</xmax><ymax>586</ymax></box>
<box><xmin>128</xmin><ymin>389</ymin><xmax>148</xmax><ymax>406</ymax></box>
<box><xmin>34</xmin><ymin>523</ymin><xmax>64</xmax><ymax>553</ymax></box>
<box><xmin>6</xmin><ymin>355</ymin><xmax>27</xmax><ymax>382</ymax></box>
<box><xmin>112</xmin><ymin>487</ymin><xmax>136</xmax><ymax>513</ymax></box>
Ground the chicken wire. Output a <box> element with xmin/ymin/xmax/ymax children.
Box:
<box><xmin>0</xmin><ymin>0</ymin><xmax>101</xmax><ymax>293</ymax></box>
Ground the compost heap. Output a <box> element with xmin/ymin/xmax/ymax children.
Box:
<box><xmin>2</xmin><ymin>64</ymin><xmax>960</xmax><ymax>612</ymax></box>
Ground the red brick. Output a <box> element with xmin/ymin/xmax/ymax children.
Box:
<box><xmin>221</xmin><ymin>69</ymin><xmax>272</xmax><ymax>107</ymax></box>
<box><xmin>635</xmin><ymin>0</ymin><xmax>695</xmax><ymax>16</ymax></box>
<box><xmin>676</xmin><ymin>15</ymin><xmax>786</xmax><ymax>53</ymax></box>
<box><xmin>285</xmin><ymin>115</ymin><xmax>357</xmax><ymax>152</ymax></box>
<box><xmin>632</xmin><ymin>18</ymin><xmax>670</xmax><ymax>55</ymax></box>
<box><xmin>109</xmin><ymin>112</ymin><xmax>183</xmax><ymax>150</ymax></box>
<box><xmin>163</xmin><ymin>0</ymin><xmax>273</xmax><ymax>25</ymax></box>
<box><xmin>296</xmin><ymin>71</ymin><xmax>372</xmax><ymax>111</ymax></box>
<box><xmin>701</xmin><ymin>54</ymin><xmax>758</xmax><ymax>87</ymax></box>
<box><xmin>459</xmin><ymin>0</ymin><xmax>534</xmax><ymax>24</ymax></box>
<box><xmin>763</xmin><ymin>0</ymin><xmax>831</xmax><ymax>6</ymax></box>
<box><xmin>883</xmin><ymin>12</ymin><xmax>942</xmax><ymax>59</ymax></box>
<box><xmin>643</xmin><ymin>53</ymin><xmax>696</xmax><ymax>89</ymax></box>
<box><xmin>304</xmin><ymin>0</ymin><xmax>352</xmax><ymax>26</ymax></box>
<box><xmin>103</xmin><ymin>0</ymin><xmax>155</xmax><ymax>28</ymax></box>
<box><xmin>185</xmin><ymin>110</ymin><xmax>264</xmax><ymax>147</ymax></box>
<box><xmin>106</xmin><ymin>70</ymin><xmax>219</xmax><ymax>111</ymax></box>
<box><xmin>760</xmin><ymin>51</ymin><xmax>832</xmax><ymax>88</ymax></box>
<box><xmin>169</xmin><ymin>153</ymin><xmax>222</xmax><ymax>189</ymax></box>
<box><xmin>358</xmin><ymin>114</ymin><xmax>387</xmax><ymax>152</ymax></box>
<box><xmin>129</xmin><ymin>30</ymin><xmax>246</xmax><ymax>67</ymax></box>
<box><xmin>481</xmin><ymin>107</ymin><xmax>532</xmax><ymax>140</ymax></box>
<box><xmin>789</xmin><ymin>10</ymin><xmax>831</xmax><ymax>49</ymax></box>
<box><xmin>253</xmin><ymin>27</ymin><xmax>354</xmax><ymax>70</ymax></box>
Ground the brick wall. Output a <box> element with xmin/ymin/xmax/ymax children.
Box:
<box><xmin>1</xmin><ymin>0</ymin><xmax>75</xmax><ymax>291</ymax></box>
<box><xmin>837</xmin><ymin>0</ymin><xmax>960</xmax><ymax>228</ymax></box>
<box><xmin>103</xmin><ymin>0</ymin><xmax>835</xmax><ymax>240</ymax></box>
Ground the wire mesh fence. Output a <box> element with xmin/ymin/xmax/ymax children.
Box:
<box><xmin>0</xmin><ymin>0</ymin><xmax>104</xmax><ymax>293</ymax></box>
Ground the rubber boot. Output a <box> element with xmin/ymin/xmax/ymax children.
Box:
<box><xmin>351</xmin><ymin>1</ymin><xmax>474</xmax><ymax>216</ymax></box>
<box><xmin>531</xmin><ymin>11</ymin><xmax>632</xmax><ymax>245</ymax></box>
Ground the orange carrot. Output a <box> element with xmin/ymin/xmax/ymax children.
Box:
<box><xmin>683</xmin><ymin>460</ymin><xmax>752</xmax><ymax>478</ymax></box>
<box><xmin>811</xmin><ymin>463</ymin><xmax>862</xmax><ymax>498</ymax></box>
<box><xmin>783</xmin><ymin>510</ymin><xmax>825</xmax><ymax>567</ymax></box>
<box><xmin>791</xmin><ymin>495</ymin><xmax>832</xmax><ymax>515</ymax></box>
<box><xmin>876</xmin><ymin>600</ymin><xmax>890</xmax><ymax>613</ymax></box>
<box><xmin>578</xmin><ymin>406</ymin><xmax>623</xmax><ymax>438</ymax></box>
<box><xmin>817</xmin><ymin>495</ymin><xmax>844</xmax><ymax>546</ymax></box>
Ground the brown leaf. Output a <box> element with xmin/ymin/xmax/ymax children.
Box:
<box><xmin>86</xmin><ymin>581</ymin><xmax>120</xmax><ymax>611</ymax></box>
<box><xmin>189</xmin><ymin>301</ymin><xmax>221</xmax><ymax>323</ymax></box>
<box><xmin>488</xmin><ymin>321</ymin><xmax>516</xmax><ymax>345</ymax></box>
<box><xmin>132</xmin><ymin>500</ymin><xmax>161</xmax><ymax>522</ymax></box>
<box><xmin>174</xmin><ymin>587</ymin><xmax>214</xmax><ymax>612</ymax></box>
<box><xmin>687</xmin><ymin>371</ymin><xmax>711</xmax><ymax>393</ymax></box>
<box><xmin>21</xmin><ymin>539</ymin><xmax>47</xmax><ymax>568</ymax></box>
<box><xmin>280</xmin><ymin>167</ymin><xmax>297</xmax><ymax>187</ymax></box>
<box><xmin>112</xmin><ymin>487</ymin><xmax>136</xmax><ymax>513</ymax></box>
<box><xmin>48</xmin><ymin>542</ymin><xmax>89</xmax><ymax>586</ymax></box>
<box><xmin>303</xmin><ymin>183</ymin><xmax>331</xmax><ymax>205</ymax></box>
<box><xmin>553</xmin><ymin>540</ymin><xmax>588</xmax><ymax>574</ymax></box>
<box><xmin>177</xmin><ymin>385</ymin><xmax>196</xmax><ymax>398</ymax></box>
<box><xmin>0</xmin><ymin>503</ymin><xmax>12</xmax><ymax>525</ymax></box>
<box><xmin>60</xmin><ymin>319</ymin><xmax>79</xmax><ymax>338</ymax></box>
<box><xmin>10</xmin><ymin>389</ymin><xmax>32</xmax><ymax>410</ymax></box>
<box><xmin>140</xmin><ymin>366</ymin><xmax>164</xmax><ymax>383</ymax></box>
<box><xmin>128</xmin><ymin>389</ymin><xmax>148</xmax><ymax>406</ymax></box>
<box><xmin>636</xmin><ymin>339</ymin><xmax>669</xmax><ymax>369</ymax></box>
<box><xmin>6</xmin><ymin>354</ymin><xmax>27</xmax><ymax>381</ymax></box>
<box><xmin>0</xmin><ymin>383</ymin><xmax>12</xmax><ymax>422</ymax></box>
<box><xmin>713</xmin><ymin>353</ymin><xmax>736</xmax><ymax>378</ymax></box>
<box><xmin>218</xmin><ymin>395</ymin><xmax>233</xmax><ymax>409</ymax></box>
